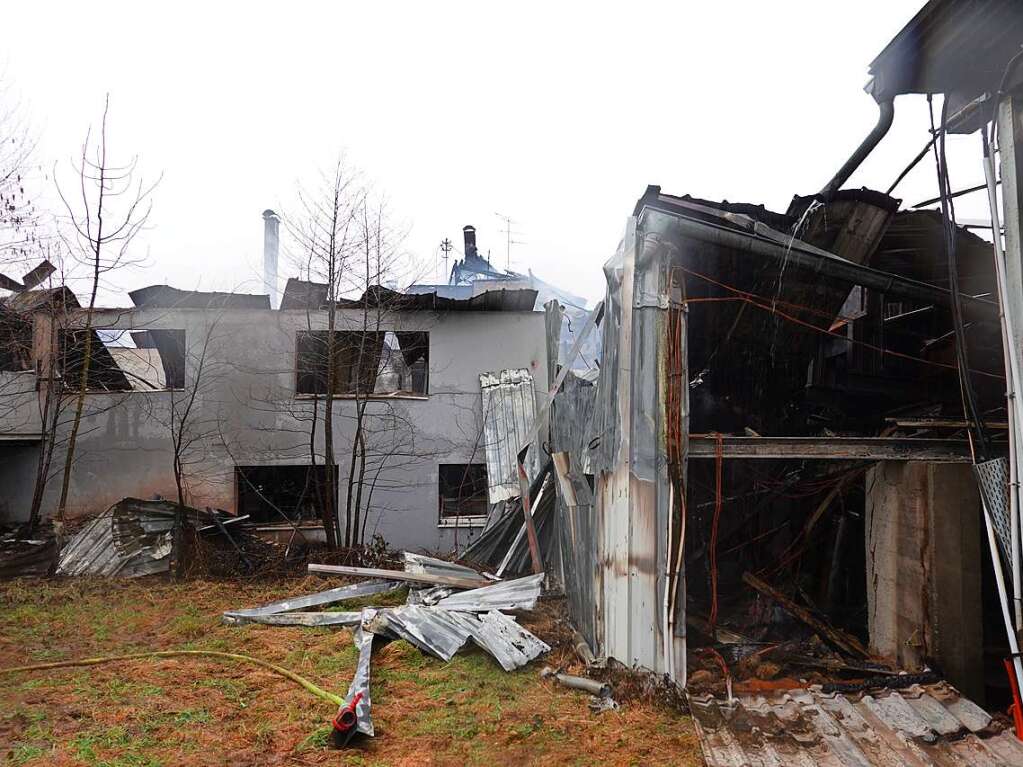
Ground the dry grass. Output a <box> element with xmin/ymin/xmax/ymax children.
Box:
<box><xmin>0</xmin><ymin>577</ymin><xmax>702</xmax><ymax>767</ymax></box>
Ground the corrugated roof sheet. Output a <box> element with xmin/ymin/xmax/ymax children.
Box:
<box><xmin>57</xmin><ymin>500</ymin><xmax>177</xmax><ymax>577</ymax></box>
<box><xmin>479</xmin><ymin>368</ymin><xmax>540</xmax><ymax>503</ymax></box>
<box><xmin>690</xmin><ymin>683</ymin><xmax>1023</xmax><ymax>766</ymax></box>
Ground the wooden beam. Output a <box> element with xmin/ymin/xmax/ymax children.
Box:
<box><xmin>688</xmin><ymin>435</ymin><xmax>972</xmax><ymax>462</ymax></box>
<box><xmin>885</xmin><ymin>418</ymin><xmax>1009</xmax><ymax>430</ymax></box>
<box><xmin>743</xmin><ymin>572</ymin><xmax>869</xmax><ymax>659</ymax></box>
<box><xmin>307</xmin><ymin>564</ymin><xmax>489</xmax><ymax>590</ymax></box>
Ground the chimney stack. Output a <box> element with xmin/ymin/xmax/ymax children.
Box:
<box><xmin>462</xmin><ymin>225</ymin><xmax>477</xmax><ymax>260</ymax></box>
<box><xmin>263</xmin><ymin>209</ymin><xmax>280</xmax><ymax>308</ymax></box>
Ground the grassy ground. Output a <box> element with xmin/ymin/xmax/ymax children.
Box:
<box><xmin>0</xmin><ymin>577</ymin><xmax>702</xmax><ymax>766</ymax></box>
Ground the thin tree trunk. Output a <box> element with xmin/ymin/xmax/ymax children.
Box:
<box><xmin>56</xmin><ymin>102</ymin><xmax>109</xmax><ymax>522</ymax></box>
<box><xmin>352</xmin><ymin>427</ymin><xmax>367</xmax><ymax>548</ymax></box>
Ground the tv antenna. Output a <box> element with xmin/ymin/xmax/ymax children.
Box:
<box><xmin>439</xmin><ymin>237</ymin><xmax>453</xmax><ymax>282</ymax></box>
<box><xmin>494</xmin><ymin>213</ymin><xmax>525</xmax><ymax>271</ymax></box>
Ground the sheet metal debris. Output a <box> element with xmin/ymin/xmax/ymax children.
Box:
<box><xmin>56</xmin><ymin>498</ymin><xmax>255</xmax><ymax>578</ymax></box>
<box><xmin>225</xmin><ymin>552</ymin><xmax>550</xmax><ymax>746</ymax></box>
<box><xmin>340</xmin><ymin>624</ymin><xmax>375</xmax><ymax>739</ymax></box>
<box><xmin>222</xmin><ymin>580</ymin><xmax>397</xmax><ymax>623</ymax></box>
<box><xmin>434</xmin><ymin>573</ymin><xmax>545</xmax><ymax>612</ymax></box>
<box><xmin>223</xmin><ymin>611</ymin><xmax>363</xmax><ymax>627</ymax></box>
<box><xmin>690</xmin><ymin>682</ymin><xmax>1023</xmax><ymax>767</ymax></box>
<box><xmin>57</xmin><ymin>500</ymin><xmax>177</xmax><ymax>577</ymax></box>
<box><xmin>403</xmin><ymin>551</ymin><xmax>483</xmax><ymax>580</ymax></box>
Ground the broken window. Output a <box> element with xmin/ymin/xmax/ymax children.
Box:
<box><xmin>235</xmin><ymin>464</ymin><xmax>338</xmax><ymax>524</ymax></box>
<box><xmin>438</xmin><ymin>463</ymin><xmax>488</xmax><ymax>520</ymax></box>
<box><xmin>59</xmin><ymin>328</ymin><xmax>185</xmax><ymax>392</ymax></box>
<box><xmin>296</xmin><ymin>330</ymin><xmax>428</xmax><ymax>396</ymax></box>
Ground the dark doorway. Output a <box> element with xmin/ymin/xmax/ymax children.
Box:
<box><xmin>235</xmin><ymin>465</ymin><xmax>337</xmax><ymax>524</ymax></box>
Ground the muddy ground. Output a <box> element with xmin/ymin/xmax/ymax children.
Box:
<box><xmin>0</xmin><ymin>578</ymin><xmax>702</xmax><ymax>766</ymax></box>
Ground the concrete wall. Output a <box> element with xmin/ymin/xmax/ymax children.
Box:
<box><xmin>0</xmin><ymin>306</ymin><xmax>547</xmax><ymax>553</ymax></box>
<box><xmin>865</xmin><ymin>461</ymin><xmax>984</xmax><ymax>700</ymax></box>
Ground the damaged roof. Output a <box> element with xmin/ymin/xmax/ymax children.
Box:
<box><xmin>279</xmin><ymin>279</ymin><xmax>537</xmax><ymax>312</ymax></box>
<box><xmin>690</xmin><ymin>683</ymin><xmax>1023</xmax><ymax>766</ymax></box>
<box><xmin>129</xmin><ymin>284</ymin><xmax>271</xmax><ymax>310</ymax></box>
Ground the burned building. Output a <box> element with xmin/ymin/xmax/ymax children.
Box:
<box><xmin>457</xmin><ymin>0</ymin><xmax>1023</xmax><ymax>762</ymax></box>
<box><xmin>0</xmin><ymin>271</ymin><xmax>547</xmax><ymax>552</ymax></box>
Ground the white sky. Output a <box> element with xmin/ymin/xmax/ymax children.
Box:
<box><xmin>1</xmin><ymin>0</ymin><xmax>995</xmax><ymax>307</ymax></box>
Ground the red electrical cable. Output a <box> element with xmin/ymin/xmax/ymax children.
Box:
<box><xmin>679</xmin><ymin>267</ymin><xmax>1004</xmax><ymax>381</ymax></box>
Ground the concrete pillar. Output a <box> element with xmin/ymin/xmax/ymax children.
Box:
<box><xmin>865</xmin><ymin>462</ymin><xmax>983</xmax><ymax>701</ymax></box>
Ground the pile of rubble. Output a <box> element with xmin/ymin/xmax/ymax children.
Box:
<box><xmin>222</xmin><ymin>552</ymin><xmax>551</xmax><ymax>746</ymax></box>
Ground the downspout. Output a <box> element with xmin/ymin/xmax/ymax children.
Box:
<box><xmin>820</xmin><ymin>99</ymin><xmax>895</xmax><ymax>200</ymax></box>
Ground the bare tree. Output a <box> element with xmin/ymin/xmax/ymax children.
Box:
<box><xmin>142</xmin><ymin>314</ymin><xmax>227</xmax><ymax>576</ymax></box>
<box><xmin>53</xmin><ymin>95</ymin><xmax>157</xmax><ymax>521</ymax></box>
<box><xmin>287</xmin><ymin>162</ymin><xmax>362</xmax><ymax>548</ymax></box>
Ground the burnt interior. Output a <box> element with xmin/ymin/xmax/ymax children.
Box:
<box><xmin>667</xmin><ymin>189</ymin><xmax>1010</xmax><ymax>706</ymax></box>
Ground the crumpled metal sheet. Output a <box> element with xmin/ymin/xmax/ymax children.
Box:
<box><xmin>222</xmin><ymin>580</ymin><xmax>398</xmax><ymax>621</ymax></box>
<box><xmin>459</xmin><ymin>610</ymin><xmax>551</xmax><ymax>672</ymax></box>
<box><xmin>434</xmin><ymin>573</ymin><xmax>545</xmax><ymax>613</ymax></box>
<box><xmin>403</xmin><ymin>552</ymin><xmax>482</xmax><ymax>580</ymax></box>
<box><xmin>57</xmin><ymin>503</ymin><xmax>175</xmax><ymax>577</ymax></box>
<box><xmin>344</xmin><ymin>623</ymin><xmax>375</xmax><ymax>737</ymax></box>
<box><xmin>368</xmin><ymin>605</ymin><xmax>472</xmax><ymax>661</ymax></box>
<box><xmin>689</xmin><ymin>682</ymin><xmax>1023</xmax><ymax>767</ymax></box>
<box><xmin>364</xmin><ymin>604</ymin><xmax>549</xmax><ymax>670</ymax></box>
<box><xmin>222</xmin><ymin>611</ymin><xmax>362</xmax><ymax>627</ymax></box>
<box><xmin>462</xmin><ymin>462</ymin><xmax>556</xmax><ymax>576</ymax></box>
<box><xmin>405</xmin><ymin>585</ymin><xmax>454</xmax><ymax>605</ymax></box>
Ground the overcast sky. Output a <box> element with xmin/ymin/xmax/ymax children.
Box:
<box><xmin>1</xmin><ymin>1</ymin><xmax>994</xmax><ymax>307</ymax></box>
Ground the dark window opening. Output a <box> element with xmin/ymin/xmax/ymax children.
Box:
<box><xmin>235</xmin><ymin>464</ymin><xmax>338</xmax><ymax>524</ymax></box>
<box><xmin>438</xmin><ymin>463</ymin><xmax>488</xmax><ymax>519</ymax></box>
<box><xmin>296</xmin><ymin>330</ymin><xmax>429</xmax><ymax>396</ymax></box>
<box><xmin>60</xmin><ymin>328</ymin><xmax>185</xmax><ymax>391</ymax></box>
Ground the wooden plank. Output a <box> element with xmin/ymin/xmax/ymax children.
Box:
<box><xmin>742</xmin><ymin>571</ymin><xmax>869</xmax><ymax>659</ymax></box>
<box><xmin>516</xmin><ymin>447</ymin><xmax>543</xmax><ymax>575</ymax></box>
<box><xmin>307</xmin><ymin>564</ymin><xmax>489</xmax><ymax>590</ymax></box>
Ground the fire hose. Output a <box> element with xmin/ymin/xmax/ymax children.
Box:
<box><xmin>0</xmin><ymin>650</ymin><xmax>349</xmax><ymax>737</ymax></box>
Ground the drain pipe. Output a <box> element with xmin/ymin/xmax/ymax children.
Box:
<box><xmin>820</xmin><ymin>99</ymin><xmax>895</xmax><ymax>200</ymax></box>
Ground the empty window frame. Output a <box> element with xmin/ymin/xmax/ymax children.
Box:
<box><xmin>235</xmin><ymin>464</ymin><xmax>339</xmax><ymax>524</ymax></box>
<box><xmin>438</xmin><ymin>463</ymin><xmax>488</xmax><ymax>521</ymax></box>
<box><xmin>60</xmin><ymin>328</ymin><xmax>185</xmax><ymax>392</ymax></box>
<box><xmin>296</xmin><ymin>330</ymin><xmax>428</xmax><ymax>396</ymax></box>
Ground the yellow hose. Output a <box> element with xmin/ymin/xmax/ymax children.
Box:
<box><xmin>0</xmin><ymin>650</ymin><xmax>344</xmax><ymax>707</ymax></box>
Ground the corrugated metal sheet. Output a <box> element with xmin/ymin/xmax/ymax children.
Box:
<box><xmin>57</xmin><ymin>500</ymin><xmax>177</xmax><ymax>577</ymax></box>
<box><xmin>479</xmin><ymin>368</ymin><xmax>539</xmax><ymax>503</ymax></box>
<box><xmin>690</xmin><ymin>683</ymin><xmax>1023</xmax><ymax>766</ymax></box>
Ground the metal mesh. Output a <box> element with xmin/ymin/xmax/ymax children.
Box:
<box><xmin>974</xmin><ymin>457</ymin><xmax>1011</xmax><ymax>567</ymax></box>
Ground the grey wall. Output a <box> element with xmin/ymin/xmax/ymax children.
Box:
<box><xmin>1</xmin><ymin>306</ymin><xmax>548</xmax><ymax>554</ymax></box>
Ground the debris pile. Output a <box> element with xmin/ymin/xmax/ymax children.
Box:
<box><xmin>222</xmin><ymin>551</ymin><xmax>551</xmax><ymax>747</ymax></box>
<box><xmin>56</xmin><ymin>498</ymin><xmax>258</xmax><ymax>577</ymax></box>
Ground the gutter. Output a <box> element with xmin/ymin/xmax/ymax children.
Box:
<box><xmin>820</xmin><ymin>99</ymin><xmax>896</xmax><ymax>200</ymax></box>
